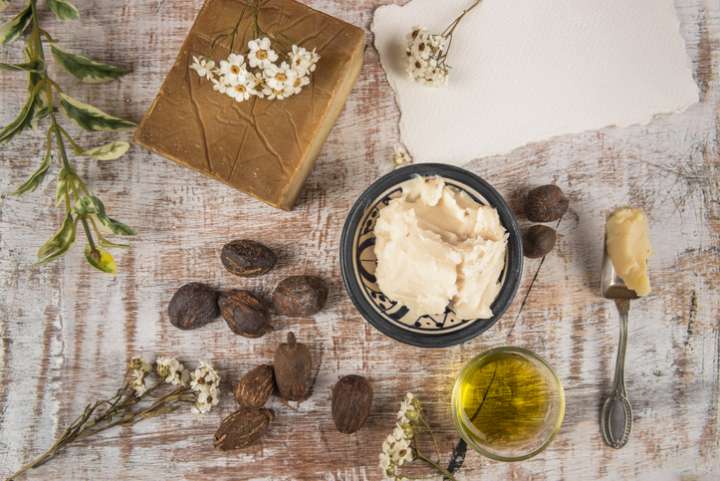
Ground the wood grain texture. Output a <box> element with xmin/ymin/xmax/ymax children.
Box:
<box><xmin>1</xmin><ymin>0</ymin><xmax>719</xmax><ymax>480</ymax></box>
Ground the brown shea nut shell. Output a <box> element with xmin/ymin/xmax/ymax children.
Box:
<box><xmin>221</xmin><ymin>240</ymin><xmax>277</xmax><ymax>277</ymax></box>
<box><xmin>331</xmin><ymin>375</ymin><xmax>373</xmax><ymax>434</ymax></box>
<box><xmin>168</xmin><ymin>282</ymin><xmax>219</xmax><ymax>330</ymax></box>
<box><xmin>214</xmin><ymin>407</ymin><xmax>273</xmax><ymax>450</ymax></box>
<box><xmin>273</xmin><ymin>332</ymin><xmax>313</xmax><ymax>402</ymax></box>
<box><xmin>523</xmin><ymin>225</ymin><xmax>557</xmax><ymax>259</ymax></box>
<box><xmin>524</xmin><ymin>185</ymin><xmax>569</xmax><ymax>222</ymax></box>
<box><xmin>234</xmin><ymin>365</ymin><xmax>274</xmax><ymax>408</ymax></box>
<box><xmin>272</xmin><ymin>276</ymin><xmax>328</xmax><ymax>317</ymax></box>
<box><xmin>219</xmin><ymin>290</ymin><xmax>272</xmax><ymax>338</ymax></box>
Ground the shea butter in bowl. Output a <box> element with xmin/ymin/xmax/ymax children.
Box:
<box><xmin>340</xmin><ymin>164</ymin><xmax>523</xmax><ymax>347</ymax></box>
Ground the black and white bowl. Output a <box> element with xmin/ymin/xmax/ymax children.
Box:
<box><xmin>340</xmin><ymin>164</ymin><xmax>523</xmax><ymax>348</ymax></box>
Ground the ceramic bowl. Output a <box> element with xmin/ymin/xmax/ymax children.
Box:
<box><xmin>339</xmin><ymin>164</ymin><xmax>523</xmax><ymax>348</ymax></box>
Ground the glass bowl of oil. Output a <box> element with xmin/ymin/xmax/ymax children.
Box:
<box><xmin>451</xmin><ymin>346</ymin><xmax>565</xmax><ymax>461</ymax></box>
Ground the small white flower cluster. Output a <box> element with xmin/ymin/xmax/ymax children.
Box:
<box><xmin>155</xmin><ymin>356</ymin><xmax>190</xmax><ymax>387</ymax></box>
<box><xmin>127</xmin><ymin>356</ymin><xmax>220</xmax><ymax>415</ymax></box>
<box><xmin>405</xmin><ymin>26</ymin><xmax>449</xmax><ymax>87</ymax></box>
<box><xmin>379</xmin><ymin>393</ymin><xmax>421</xmax><ymax>481</ymax></box>
<box><xmin>190</xmin><ymin>37</ymin><xmax>320</xmax><ymax>103</ymax></box>
<box><xmin>128</xmin><ymin>358</ymin><xmax>152</xmax><ymax>397</ymax></box>
<box><xmin>190</xmin><ymin>360</ymin><xmax>221</xmax><ymax>414</ymax></box>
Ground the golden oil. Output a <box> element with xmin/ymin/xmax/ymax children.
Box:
<box><xmin>451</xmin><ymin>347</ymin><xmax>564</xmax><ymax>461</ymax></box>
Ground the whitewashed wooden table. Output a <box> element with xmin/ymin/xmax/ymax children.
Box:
<box><xmin>1</xmin><ymin>0</ymin><xmax>719</xmax><ymax>480</ymax></box>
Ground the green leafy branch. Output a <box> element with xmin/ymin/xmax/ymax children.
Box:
<box><xmin>1</xmin><ymin>0</ymin><xmax>135</xmax><ymax>274</ymax></box>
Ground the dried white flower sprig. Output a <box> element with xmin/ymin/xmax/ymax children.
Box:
<box><xmin>190</xmin><ymin>36</ymin><xmax>319</xmax><ymax>103</ymax></box>
<box><xmin>392</xmin><ymin>145</ymin><xmax>412</xmax><ymax>167</ymax></box>
<box><xmin>379</xmin><ymin>393</ymin><xmax>458</xmax><ymax>481</ymax></box>
<box><xmin>406</xmin><ymin>0</ymin><xmax>482</xmax><ymax>87</ymax></box>
<box><xmin>6</xmin><ymin>356</ymin><xmax>221</xmax><ymax>481</ymax></box>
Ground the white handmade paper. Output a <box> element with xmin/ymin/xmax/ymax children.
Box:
<box><xmin>372</xmin><ymin>0</ymin><xmax>699</xmax><ymax>164</ymax></box>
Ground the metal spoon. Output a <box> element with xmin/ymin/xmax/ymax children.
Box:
<box><xmin>599</xmin><ymin>240</ymin><xmax>637</xmax><ymax>449</ymax></box>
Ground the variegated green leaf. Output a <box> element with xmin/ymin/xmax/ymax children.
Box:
<box><xmin>50</xmin><ymin>44</ymin><xmax>128</xmax><ymax>83</ymax></box>
<box><xmin>102</xmin><ymin>216</ymin><xmax>135</xmax><ymax>236</ymax></box>
<box><xmin>30</xmin><ymin>105</ymin><xmax>53</xmax><ymax>130</ymax></box>
<box><xmin>0</xmin><ymin>84</ymin><xmax>39</xmax><ymax>144</ymax></box>
<box><xmin>47</xmin><ymin>0</ymin><xmax>78</xmax><ymax>21</ymax></box>
<box><xmin>84</xmin><ymin>245</ymin><xmax>116</xmax><ymax>274</ymax></box>
<box><xmin>0</xmin><ymin>60</ymin><xmax>41</xmax><ymax>72</ymax></box>
<box><xmin>37</xmin><ymin>212</ymin><xmax>76</xmax><ymax>264</ymax></box>
<box><xmin>0</xmin><ymin>4</ymin><xmax>31</xmax><ymax>44</ymax></box>
<box><xmin>99</xmin><ymin>237</ymin><xmax>129</xmax><ymax>249</ymax></box>
<box><xmin>55</xmin><ymin>166</ymin><xmax>82</xmax><ymax>205</ymax></box>
<box><xmin>76</xmin><ymin>195</ymin><xmax>136</xmax><ymax>236</ymax></box>
<box><xmin>82</xmin><ymin>141</ymin><xmax>130</xmax><ymax>160</ymax></box>
<box><xmin>59</xmin><ymin>93</ymin><xmax>136</xmax><ymax>131</ymax></box>
<box><xmin>12</xmin><ymin>147</ymin><xmax>52</xmax><ymax>196</ymax></box>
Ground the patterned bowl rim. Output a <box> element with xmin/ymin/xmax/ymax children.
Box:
<box><xmin>339</xmin><ymin>163</ymin><xmax>524</xmax><ymax>348</ymax></box>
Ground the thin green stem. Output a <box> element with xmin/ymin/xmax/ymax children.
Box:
<box><xmin>420</xmin><ymin>415</ymin><xmax>442</xmax><ymax>461</ymax></box>
<box><xmin>415</xmin><ymin>452</ymin><xmax>458</xmax><ymax>481</ymax></box>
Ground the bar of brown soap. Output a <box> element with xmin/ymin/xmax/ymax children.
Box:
<box><xmin>134</xmin><ymin>0</ymin><xmax>365</xmax><ymax>210</ymax></box>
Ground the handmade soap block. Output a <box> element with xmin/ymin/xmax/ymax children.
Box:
<box><xmin>135</xmin><ymin>0</ymin><xmax>365</xmax><ymax>210</ymax></box>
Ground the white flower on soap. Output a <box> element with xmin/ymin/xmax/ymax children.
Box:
<box><xmin>190</xmin><ymin>36</ymin><xmax>320</xmax><ymax>103</ymax></box>
<box><xmin>289</xmin><ymin>45</ymin><xmax>319</xmax><ymax>76</ymax></box>
<box><xmin>212</xmin><ymin>76</ymin><xmax>231</xmax><ymax>95</ymax></box>
<box><xmin>264</xmin><ymin>61</ymin><xmax>297</xmax><ymax>91</ymax></box>
<box><xmin>227</xmin><ymin>78</ymin><xmax>253</xmax><ymax>102</ymax></box>
<box><xmin>219</xmin><ymin>53</ymin><xmax>249</xmax><ymax>83</ymax></box>
<box><xmin>248</xmin><ymin>37</ymin><xmax>278</xmax><ymax>68</ymax></box>
<box><xmin>190</xmin><ymin>56</ymin><xmax>216</xmax><ymax>81</ymax></box>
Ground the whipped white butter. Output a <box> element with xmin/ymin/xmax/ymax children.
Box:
<box><xmin>373</xmin><ymin>176</ymin><xmax>507</xmax><ymax>319</ymax></box>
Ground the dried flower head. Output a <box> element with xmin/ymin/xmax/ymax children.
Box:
<box><xmin>392</xmin><ymin>145</ymin><xmax>412</xmax><ymax>166</ymax></box>
<box><xmin>190</xmin><ymin>56</ymin><xmax>216</xmax><ymax>81</ymax></box>
<box><xmin>404</xmin><ymin>0</ymin><xmax>483</xmax><ymax>87</ymax></box>
<box><xmin>191</xmin><ymin>360</ymin><xmax>221</xmax><ymax>414</ymax></box>
<box><xmin>155</xmin><ymin>356</ymin><xmax>189</xmax><ymax>386</ymax></box>
<box><xmin>405</xmin><ymin>27</ymin><xmax>449</xmax><ymax>87</ymax></box>
<box><xmin>379</xmin><ymin>393</ymin><xmax>457</xmax><ymax>481</ymax></box>
<box><xmin>128</xmin><ymin>357</ymin><xmax>152</xmax><ymax>397</ymax></box>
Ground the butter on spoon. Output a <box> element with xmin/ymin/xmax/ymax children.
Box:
<box><xmin>599</xmin><ymin>206</ymin><xmax>652</xmax><ymax>450</ymax></box>
<box><xmin>605</xmin><ymin>207</ymin><xmax>652</xmax><ymax>297</ymax></box>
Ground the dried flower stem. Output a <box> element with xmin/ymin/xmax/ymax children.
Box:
<box><xmin>6</xmin><ymin>358</ymin><xmax>220</xmax><ymax>481</ymax></box>
<box><xmin>416</xmin><ymin>452</ymin><xmax>459</xmax><ymax>481</ymax></box>
<box><xmin>440</xmin><ymin>0</ymin><xmax>482</xmax><ymax>62</ymax></box>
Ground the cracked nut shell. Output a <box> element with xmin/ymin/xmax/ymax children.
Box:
<box><xmin>214</xmin><ymin>407</ymin><xmax>273</xmax><ymax>450</ymax></box>
<box><xmin>524</xmin><ymin>185</ymin><xmax>569</xmax><ymax>222</ymax></box>
<box><xmin>273</xmin><ymin>332</ymin><xmax>313</xmax><ymax>402</ymax></box>
<box><xmin>523</xmin><ymin>225</ymin><xmax>557</xmax><ymax>259</ymax></box>
<box><xmin>332</xmin><ymin>375</ymin><xmax>373</xmax><ymax>434</ymax></box>
<box><xmin>168</xmin><ymin>282</ymin><xmax>219</xmax><ymax>330</ymax></box>
<box><xmin>221</xmin><ymin>239</ymin><xmax>277</xmax><ymax>277</ymax></box>
<box><xmin>219</xmin><ymin>290</ymin><xmax>272</xmax><ymax>338</ymax></box>
<box><xmin>234</xmin><ymin>365</ymin><xmax>274</xmax><ymax>408</ymax></box>
<box><xmin>272</xmin><ymin>276</ymin><xmax>328</xmax><ymax>317</ymax></box>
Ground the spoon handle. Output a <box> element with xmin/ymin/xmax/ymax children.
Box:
<box><xmin>601</xmin><ymin>298</ymin><xmax>632</xmax><ymax>448</ymax></box>
<box><xmin>612</xmin><ymin>299</ymin><xmax>629</xmax><ymax>394</ymax></box>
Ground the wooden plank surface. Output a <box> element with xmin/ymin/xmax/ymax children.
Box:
<box><xmin>1</xmin><ymin>0</ymin><xmax>719</xmax><ymax>480</ymax></box>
